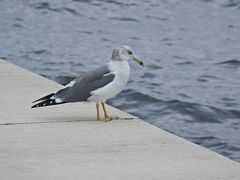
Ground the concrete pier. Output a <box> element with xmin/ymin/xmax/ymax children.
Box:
<box><xmin>0</xmin><ymin>59</ymin><xmax>239</xmax><ymax>180</ymax></box>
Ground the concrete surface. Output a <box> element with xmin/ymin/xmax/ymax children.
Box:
<box><xmin>0</xmin><ymin>59</ymin><xmax>239</xmax><ymax>180</ymax></box>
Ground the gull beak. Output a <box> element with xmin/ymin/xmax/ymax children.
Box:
<box><xmin>133</xmin><ymin>55</ymin><xmax>144</xmax><ymax>66</ymax></box>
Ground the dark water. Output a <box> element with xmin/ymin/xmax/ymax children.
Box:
<box><xmin>1</xmin><ymin>0</ymin><xmax>240</xmax><ymax>162</ymax></box>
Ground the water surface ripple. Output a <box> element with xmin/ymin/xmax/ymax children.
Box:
<box><xmin>0</xmin><ymin>0</ymin><xmax>240</xmax><ymax>162</ymax></box>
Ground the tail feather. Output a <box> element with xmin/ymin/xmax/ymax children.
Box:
<box><xmin>31</xmin><ymin>97</ymin><xmax>66</xmax><ymax>108</ymax></box>
<box><xmin>32</xmin><ymin>93</ymin><xmax>55</xmax><ymax>103</ymax></box>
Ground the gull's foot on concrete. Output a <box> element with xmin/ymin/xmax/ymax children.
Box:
<box><xmin>96</xmin><ymin>116</ymin><xmax>119</xmax><ymax>122</ymax></box>
<box><xmin>105</xmin><ymin>116</ymin><xmax>120</xmax><ymax>120</ymax></box>
<box><xmin>104</xmin><ymin>116</ymin><xmax>113</xmax><ymax>121</ymax></box>
<box><xmin>97</xmin><ymin>117</ymin><xmax>112</xmax><ymax>122</ymax></box>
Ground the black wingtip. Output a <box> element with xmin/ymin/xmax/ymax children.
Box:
<box><xmin>31</xmin><ymin>104</ymin><xmax>38</xmax><ymax>108</ymax></box>
<box><xmin>32</xmin><ymin>93</ymin><xmax>55</xmax><ymax>103</ymax></box>
<box><xmin>31</xmin><ymin>99</ymin><xmax>66</xmax><ymax>108</ymax></box>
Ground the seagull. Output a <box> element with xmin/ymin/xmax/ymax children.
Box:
<box><xmin>32</xmin><ymin>45</ymin><xmax>144</xmax><ymax>121</ymax></box>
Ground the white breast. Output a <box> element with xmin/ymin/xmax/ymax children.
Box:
<box><xmin>88</xmin><ymin>60</ymin><xmax>130</xmax><ymax>103</ymax></box>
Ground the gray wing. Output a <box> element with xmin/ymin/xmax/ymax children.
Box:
<box><xmin>53</xmin><ymin>64</ymin><xmax>115</xmax><ymax>102</ymax></box>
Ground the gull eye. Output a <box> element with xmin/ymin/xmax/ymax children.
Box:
<box><xmin>127</xmin><ymin>50</ymin><xmax>133</xmax><ymax>55</ymax></box>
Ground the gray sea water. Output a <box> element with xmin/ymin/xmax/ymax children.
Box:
<box><xmin>0</xmin><ymin>0</ymin><xmax>240</xmax><ymax>162</ymax></box>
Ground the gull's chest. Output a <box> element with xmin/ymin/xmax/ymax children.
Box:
<box><xmin>87</xmin><ymin>61</ymin><xmax>130</xmax><ymax>102</ymax></box>
<box><xmin>111</xmin><ymin>61</ymin><xmax>130</xmax><ymax>85</ymax></box>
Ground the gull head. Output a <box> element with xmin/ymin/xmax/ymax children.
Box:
<box><xmin>112</xmin><ymin>45</ymin><xmax>144</xmax><ymax>66</ymax></box>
